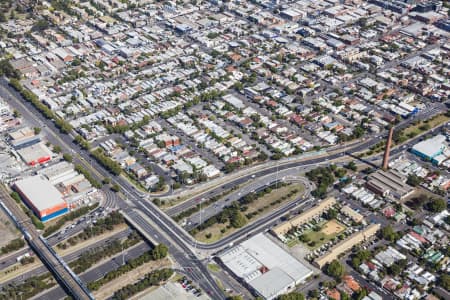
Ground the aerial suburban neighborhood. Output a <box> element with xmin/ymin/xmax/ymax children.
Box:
<box><xmin>0</xmin><ymin>0</ymin><xmax>449</xmax><ymax>299</ymax></box>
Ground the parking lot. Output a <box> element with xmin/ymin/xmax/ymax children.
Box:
<box><xmin>138</xmin><ymin>280</ymin><xmax>209</xmax><ymax>300</ymax></box>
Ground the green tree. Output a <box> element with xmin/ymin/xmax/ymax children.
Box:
<box><xmin>439</xmin><ymin>274</ymin><xmax>450</xmax><ymax>291</ymax></box>
<box><xmin>325</xmin><ymin>260</ymin><xmax>345</xmax><ymax>279</ymax></box>
<box><xmin>406</xmin><ymin>174</ymin><xmax>422</xmax><ymax>187</ymax></box>
<box><xmin>111</xmin><ymin>184</ymin><xmax>120</xmax><ymax>193</ymax></box>
<box><xmin>230</xmin><ymin>210</ymin><xmax>247</xmax><ymax>228</ymax></box>
<box><xmin>0</xmin><ymin>12</ymin><xmax>6</xmax><ymax>23</ymax></box>
<box><xmin>351</xmin><ymin>250</ymin><xmax>371</xmax><ymax>268</ymax></box>
<box><xmin>13</xmin><ymin>109</ymin><xmax>21</xmax><ymax>118</ymax></box>
<box><xmin>62</xmin><ymin>153</ymin><xmax>73</xmax><ymax>162</ymax></box>
<box><xmin>233</xmin><ymin>82</ymin><xmax>243</xmax><ymax>91</ymax></box>
<box><xmin>308</xmin><ymin>289</ymin><xmax>319</xmax><ymax>299</ymax></box>
<box><xmin>387</xmin><ymin>264</ymin><xmax>402</xmax><ymax>276</ymax></box>
<box><xmin>10</xmin><ymin>191</ymin><xmax>21</xmax><ymax>203</ymax></box>
<box><xmin>151</xmin><ymin>244</ymin><xmax>168</xmax><ymax>260</ymax></box>
<box><xmin>277</xmin><ymin>292</ymin><xmax>305</xmax><ymax>300</ymax></box>
<box><xmin>354</xmin><ymin>288</ymin><xmax>368</xmax><ymax>300</ymax></box>
<box><xmin>1</xmin><ymin>238</ymin><xmax>25</xmax><ymax>254</ymax></box>
<box><xmin>32</xmin><ymin>19</ymin><xmax>49</xmax><ymax>31</ymax></box>
<box><xmin>380</xmin><ymin>225</ymin><xmax>398</xmax><ymax>242</ymax></box>
<box><xmin>325</xmin><ymin>208</ymin><xmax>338</xmax><ymax>220</ymax></box>
<box><xmin>426</xmin><ymin>197</ymin><xmax>446</xmax><ymax>213</ymax></box>
<box><xmin>344</xmin><ymin>161</ymin><xmax>357</xmax><ymax>171</ymax></box>
<box><xmin>0</xmin><ymin>60</ymin><xmax>20</xmax><ymax>79</ymax></box>
<box><xmin>340</xmin><ymin>291</ymin><xmax>351</xmax><ymax>300</ymax></box>
<box><xmin>53</xmin><ymin>145</ymin><xmax>62</xmax><ymax>153</ymax></box>
<box><xmin>226</xmin><ymin>296</ymin><xmax>243</xmax><ymax>300</ymax></box>
<box><xmin>91</xmin><ymin>148</ymin><xmax>122</xmax><ymax>176</ymax></box>
<box><xmin>445</xmin><ymin>215</ymin><xmax>450</xmax><ymax>225</ymax></box>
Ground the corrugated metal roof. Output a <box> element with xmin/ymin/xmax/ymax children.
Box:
<box><xmin>14</xmin><ymin>176</ymin><xmax>64</xmax><ymax>212</ymax></box>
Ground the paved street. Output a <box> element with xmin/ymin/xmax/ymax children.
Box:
<box><xmin>0</xmin><ymin>228</ymin><xmax>132</xmax><ymax>288</ymax></box>
<box><xmin>0</xmin><ymin>78</ymin><xmax>227</xmax><ymax>299</ymax></box>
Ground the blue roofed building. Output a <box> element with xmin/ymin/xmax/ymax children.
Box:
<box><xmin>411</xmin><ymin>135</ymin><xmax>447</xmax><ymax>165</ymax></box>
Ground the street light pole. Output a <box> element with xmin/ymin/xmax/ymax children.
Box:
<box><xmin>194</xmin><ymin>197</ymin><xmax>203</xmax><ymax>255</ymax></box>
<box><xmin>121</xmin><ymin>243</ymin><xmax>125</xmax><ymax>266</ymax></box>
<box><xmin>276</xmin><ymin>161</ymin><xmax>279</xmax><ymax>189</ymax></box>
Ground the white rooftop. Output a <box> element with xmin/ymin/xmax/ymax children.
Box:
<box><xmin>14</xmin><ymin>176</ymin><xmax>64</xmax><ymax>211</ymax></box>
<box><xmin>219</xmin><ymin>233</ymin><xmax>313</xmax><ymax>299</ymax></box>
<box><xmin>250</xmin><ymin>267</ymin><xmax>294</xmax><ymax>300</ymax></box>
<box><xmin>412</xmin><ymin>134</ymin><xmax>446</xmax><ymax>157</ymax></box>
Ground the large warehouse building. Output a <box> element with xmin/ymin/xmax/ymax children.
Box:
<box><xmin>366</xmin><ymin>169</ymin><xmax>414</xmax><ymax>200</ymax></box>
<box><xmin>17</xmin><ymin>142</ymin><xmax>52</xmax><ymax>166</ymax></box>
<box><xmin>8</xmin><ymin>126</ymin><xmax>41</xmax><ymax>149</ymax></box>
<box><xmin>411</xmin><ymin>134</ymin><xmax>448</xmax><ymax>165</ymax></box>
<box><xmin>218</xmin><ymin>233</ymin><xmax>313</xmax><ymax>300</ymax></box>
<box><xmin>13</xmin><ymin>176</ymin><xmax>68</xmax><ymax>222</ymax></box>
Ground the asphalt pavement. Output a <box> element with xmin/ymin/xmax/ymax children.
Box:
<box><xmin>32</xmin><ymin>242</ymin><xmax>151</xmax><ymax>300</ymax></box>
<box><xmin>0</xmin><ymin>205</ymin><xmax>111</xmax><ymax>272</ymax></box>
<box><xmin>182</xmin><ymin>175</ymin><xmax>312</xmax><ymax>232</ymax></box>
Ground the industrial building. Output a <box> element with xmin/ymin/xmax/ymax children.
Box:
<box><xmin>37</xmin><ymin>161</ymin><xmax>95</xmax><ymax>207</ymax></box>
<box><xmin>17</xmin><ymin>142</ymin><xmax>52</xmax><ymax>166</ymax></box>
<box><xmin>13</xmin><ymin>176</ymin><xmax>68</xmax><ymax>222</ymax></box>
<box><xmin>314</xmin><ymin>223</ymin><xmax>380</xmax><ymax>268</ymax></box>
<box><xmin>411</xmin><ymin>135</ymin><xmax>448</xmax><ymax>165</ymax></box>
<box><xmin>38</xmin><ymin>161</ymin><xmax>78</xmax><ymax>185</ymax></box>
<box><xmin>8</xmin><ymin>126</ymin><xmax>41</xmax><ymax>149</ymax></box>
<box><xmin>366</xmin><ymin>169</ymin><xmax>414</xmax><ymax>200</ymax></box>
<box><xmin>272</xmin><ymin>197</ymin><xmax>336</xmax><ymax>237</ymax></box>
<box><xmin>218</xmin><ymin>233</ymin><xmax>313</xmax><ymax>300</ymax></box>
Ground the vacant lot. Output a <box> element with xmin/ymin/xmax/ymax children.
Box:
<box><xmin>322</xmin><ymin>220</ymin><xmax>346</xmax><ymax>235</ymax></box>
<box><xmin>0</xmin><ymin>209</ymin><xmax>19</xmax><ymax>249</ymax></box>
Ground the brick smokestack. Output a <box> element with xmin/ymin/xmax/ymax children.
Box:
<box><xmin>382</xmin><ymin>127</ymin><xmax>394</xmax><ymax>170</ymax></box>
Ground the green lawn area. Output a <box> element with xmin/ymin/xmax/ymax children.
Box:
<box><xmin>402</xmin><ymin>114</ymin><xmax>450</xmax><ymax>140</ymax></box>
<box><xmin>360</xmin><ymin>113</ymin><xmax>450</xmax><ymax>157</ymax></box>
<box><xmin>207</xmin><ymin>263</ymin><xmax>221</xmax><ymax>272</ymax></box>
<box><xmin>301</xmin><ymin>231</ymin><xmax>333</xmax><ymax>250</ymax></box>
<box><xmin>193</xmin><ymin>183</ymin><xmax>305</xmax><ymax>244</ymax></box>
<box><xmin>246</xmin><ymin>183</ymin><xmax>304</xmax><ymax>215</ymax></box>
<box><xmin>194</xmin><ymin>222</ymin><xmax>234</xmax><ymax>243</ymax></box>
<box><xmin>299</xmin><ymin>220</ymin><xmax>346</xmax><ymax>250</ymax></box>
<box><xmin>170</xmin><ymin>273</ymin><xmax>184</xmax><ymax>282</ymax></box>
<box><xmin>286</xmin><ymin>238</ymin><xmax>299</xmax><ymax>248</ymax></box>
